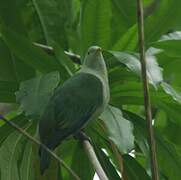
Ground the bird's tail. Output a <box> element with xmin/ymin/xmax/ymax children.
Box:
<box><xmin>39</xmin><ymin>147</ymin><xmax>51</xmax><ymax>175</ymax></box>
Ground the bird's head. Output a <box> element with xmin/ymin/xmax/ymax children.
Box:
<box><xmin>83</xmin><ymin>46</ymin><xmax>104</xmax><ymax>66</ymax></box>
<box><xmin>83</xmin><ymin>45</ymin><xmax>107</xmax><ymax>77</ymax></box>
<box><xmin>87</xmin><ymin>46</ymin><xmax>102</xmax><ymax>55</ymax></box>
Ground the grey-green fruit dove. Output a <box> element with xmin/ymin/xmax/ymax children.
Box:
<box><xmin>39</xmin><ymin>46</ymin><xmax>110</xmax><ymax>174</ymax></box>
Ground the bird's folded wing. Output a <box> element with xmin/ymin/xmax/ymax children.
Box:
<box><xmin>39</xmin><ymin>72</ymin><xmax>103</xmax><ymax>144</ymax></box>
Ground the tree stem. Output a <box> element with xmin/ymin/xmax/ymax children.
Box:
<box><xmin>83</xmin><ymin>140</ymin><xmax>109</xmax><ymax>180</ymax></box>
<box><xmin>136</xmin><ymin>1</ymin><xmax>159</xmax><ymax>180</ymax></box>
<box><xmin>0</xmin><ymin>115</ymin><xmax>80</xmax><ymax>180</ymax></box>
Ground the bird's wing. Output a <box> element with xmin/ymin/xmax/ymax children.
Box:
<box><xmin>39</xmin><ymin>72</ymin><xmax>103</xmax><ymax>148</ymax></box>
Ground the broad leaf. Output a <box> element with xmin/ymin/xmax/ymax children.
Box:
<box><xmin>79</xmin><ymin>0</ymin><xmax>111</xmax><ymax>54</ymax></box>
<box><xmin>95</xmin><ymin>145</ymin><xmax>121</xmax><ymax>180</ymax></box>
<box><xmin>0</xmin><ymin>81</ymin><xmax>18</xmax><ymax>102</ymax></box>
<box><xmin>31</xmin><ymin>0</ymin><xmax>71</xmax><ymax>49</ymax></box>
<box><xmin>16</xmin><ymin>71</ymin><xmax>60</xmax><ymax>117</ymax></box>
<box><xmin>100</xmin><ymin>105</ymin><xmax>134</xmax><ymax>154</ymax></box>
<box><xmin>109</xmin><ymin>49</ymin><xmax>163</xmax><ymax>87</ymax></box>
<box><xmin>152</xmin><ymin>32</ymin><xmax>181</xmax><ymax>58</ymax></box>
<box><xmin>123</xmin><ymin>110</ymin><xmax>181</xmax><ymax>180</ymax></box>
<box><xmin>123</xmin><ymin>155</ymin><xmax>151</xmax><ymax>180</ymax></box>
<box><xmin>1</xmin><ymin>26</ymin><xmax>60</xmax><ymax>73</ymax></box>
<box><xmin>71</xmin><ymin>142</ymin><xmax>94</xmax><ymax>180</ymax></box>
<box><xmin>0</xmin><ymin>122</ymin><xmax>32</xmax><ymax>180</ymax></box>
<box><xmin>161</xmin><ymin>82</ymin><xmax>181</xmax><ymax>104</ymax></box>
<box><xmin>20</xmin><ymin>142</ymin><xmax>35</xmax><ymax>180</ymax></box>
<box><xmin>145</xmin><ymin>0</ymin><xmax>181</xmax><ymax>45</ymax></box>
<box><xmin>0</xmin><ymin>114</ymin><xmax>28</xmax><ymax>145</ymax></box>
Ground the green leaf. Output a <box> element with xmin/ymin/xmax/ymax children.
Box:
<box><xmin>1</xmin><ymin>26</ymin><xmax>60</xmax><ymax>73</ymax></box>
<box><xmin>71</xmin><ymin>142</ymin><xmax>94</xmax><ymax>180</ymax></box>
<box><xmin>0</xmin><ymin>38</ymin><xmax>18</xmax><ymax>81</ymax></box>
<box><xmin>0</xmin><ymin>114</ymin><xmax>28</xmax><ymax>145</ymax></box>
<box><xmin>123</xmin><ymin>110</ymin><xmax>149</xmax><ymax>156</ymax></box>
<box><xmin>79</xmin><ymin>0</ymin><xmax>111</xmax><ymax>54</ymax></box>
<box><xmin>0</xmin><ymin>38</ymin><xmax>35</xmax><ymax>82</ymax></box>
<box><xmin>100</xmin><ymin>105</ymin><xmax>134</xmax><ymax>154</ymax></box>
<box><xmin>53</xmin><ymin>43</ymin><xmax>76</xmax><ymax>79</ymax></box>
<box><xmin>0</xmin><ymin>0</ymin><xmax>27</xmax><ymax>34</ymax></box>
<box><xmin>152</xmin><ymin>33</ymin><xmax>181</xmax><ymax>58</ymax></box>
<box><xmin>145</xmin><ymin>0</ymin><xmax>181</xmax><ymax>45</ymax></box>
<box><xmin>156</xmin><ymin>134</ymin><xmax>181</xmax><ymax>180</ymax></box>
<box><xmin>0</xmin><ymin>81</ymin><xmax>18</xmax><ymax>102</ymax></box>
<box><xmin>112</xmin><ymin>25</ymin><xmax>138</xmax><ymax>51</ymax></box>
<box><xmin>109</xmin><ymin>49</ymin><xmax>163</xmax><ymax>87</ymax></box>
<box><xmin>161</xmin><ymin>82</ymin><xmax>181</xmax><ymax>104</ymax></box>
<box><xmin>20</xmin><ymin>142</ymin><xmax>35</xmax><ymax>180</ymax></box>
<box><xmin>123</xmin><ymin>155</ymin><xmax>151</xmax><ymax>180</ymax></box>
<box><xmin>16</xmin><ymin>71</ymin><xmax>60</xmax><ymax>117</ymax></box>
<box><xmin>112</xmin><ymin>0</ymin><xmax>137</xmax><ymax>27</ymax></box>
<box><xmin>0</xmin><ymin>122</ymin><xmax>32</xmax><ymax>180</ymax></box>
<box><xmin>160</xmin><ymin>31</ymin><xmax>181</xmax><ymax>41</ymax></box>
<box><xmin>95</xmin><ymin>146</ymin><xmax>121</xmax><ymax>180</ymax></box>
<box><xmin>124</xmin><ymin>110</ymin><xmax>181</xmax><ymax>180</ymax></box>
<box><xmin>31</xmin><ymin>0</ymin><xmax>71</xmax><ymax>49</ymax></box>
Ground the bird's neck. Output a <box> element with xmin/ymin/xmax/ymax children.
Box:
<box><xmin>82</xmin><ymin>55</ymin><xmax>108</xmax><ymax>80</ymax></box>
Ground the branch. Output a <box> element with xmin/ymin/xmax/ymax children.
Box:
<box><xmin>83</xmin><ymin>140</ymin><xmax>109</xmax><ymax>180</ymax></box>
<box><xmin>0</xmin><ymin>115</ymin><xmax>80</xmax><ymax>180</ymax></box>
<box><xmin>33</xmin><ymin>42</ymin><xmax>81</xmax><ymax>65</ymax></box>
<box><xmin>136</xmin><ymin>1</ymin><xmax>159</xmax><ymax>180</ymax></box>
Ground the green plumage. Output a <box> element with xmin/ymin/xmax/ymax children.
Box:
<box><xmin>39</xmin><ymin>46</ymin><xmax>109</xmax><ymax>174</ymax></box>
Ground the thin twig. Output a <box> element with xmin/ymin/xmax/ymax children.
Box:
<box><xmin>0</xmin><ymin>115</ymin><xmax>80</xmax><ymax>180</ymax></box>
<box><xmin>33</xmin><ymin>42</ymin><xmax>81</xmax><ymax>64</ymax></box>
<box><xmin>83</xmin><ymin>140</ymin><xmax>109</xmax><ymax>180</ymax></box>
<box><xmin>136</xmin><ymin>1</ymin><xmax>159</xmax><ymax>180</ymax></box>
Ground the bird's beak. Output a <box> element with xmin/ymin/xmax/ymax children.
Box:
<box><xmin>96</xmin><ymin>47</ymin><xmax>102</xmax><ymax>53</ymax></box>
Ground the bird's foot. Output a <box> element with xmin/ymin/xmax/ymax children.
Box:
<box><xmin>74</xmin><ymin>131</ymin><xmax>92</xmax><ymax>143</ymax></box>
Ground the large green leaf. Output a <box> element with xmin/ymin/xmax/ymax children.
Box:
<box><xmin>16</xmin><ymin>71</ymin><xmax>60</xmax><ymax>117</ymax></box>
<box><xmin>145</xmin><ymin>0</ymin><xmax>181</xmax><ymax>45</ymax></box>
<box><xmin>20</xmin><ymin>142</ymin><xmax>35</xmax><ymax>180</ymax></box>
<box><xmin>53</xmin><ymin>43</ymin><xmax>76</xmax><ymax>80</ymax></box>
<box><xmin>0</xmin><ymin>38</ymin><xmax>18</xmax><ymax>81</ymax></box>
<box><xmin>31</xmin><ymin>0</ymin><xmax>71</xmax><ymax>49</ymax></box>
<box><xmin>123</xmin><ymin>110</ymin><xmax>149</xmax><ymax>156</ymax></box>
<box><xmin>0</xmin><ymin>122</ymin><xmax>32</xmax><ymax>180</ymax></box>
<box><xmin>108</xmin><ymin>49</ymin><xmax>163</xmax><ymax>87</ymax></box>
<box><xmin>100</xmin><ymin>105</ymin><xmax>134</xmax><ymax>154</ymax></box>
<box><xmin>112</xmin><ymin>25</ymin><xmax>138</xmax><ymax>51</ymax></box>
<box><xmin>0</xmin><ymin>114</ymin><xmax>28</xmax><ymax>145</ymax></box>
<box><xmin>161</xmin><ymin>82</ymin><xmax>181</xmax><ymax>104</ymax></box>
<box><xmin>156</xmin><ymin>134</ymin><xmax>181</xmax><ymax>180</ymax></box>
<box><xmin>123</xmin><ymin>110</ymin><xmax>181</xmax><ymax>180</ymax></box>
<box><xmin>0</xmin><ymin>37</ymin><xmax>35</xmax><ymax>82</ymax></box>
<box><xmin>0</xmin><ymin>0</ymin><xmax>27</xmax><ymax>34</ymax></box>
<box><xmin>111</xmin><ymin>0</ymin><xmax>136</xmax><ymax>27</ymax></box>
<box><xmin>95</xmin><ymin>145</ymin><xmax>121</xmax><ymax>180</ymax></box>
<box><xmin>71</xmin><ymin>142</ymin><xmax>94</xmax><ymax>180</ymax></box>
<box><xmin>123</xmin><ymin>155</ymin><xmax>151</xmax><ymax>180</ymax></box>
<box><xmin>0</xmin><ymin>81</ymin><xmax>18</xmax><ymax>102</ymax></box>
<box><xmin>1</xmin><ymin>26</ymin><xmax>60</xmax><ymax>73</ymax></box>
<box><xmin>79</xmin><ymin>0</ymin><xmax>111</xmax><ymax>54</ymax></box>
<box><xmin>152</xmin><ymin>32</ymin><xmax>181</xmax><ymax>58</ymax></box>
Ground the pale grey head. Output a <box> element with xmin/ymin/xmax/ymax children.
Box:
<box><xmin>83</xmin><ymin>46</ymin><xmax>107</xmax><ymax>75</ymax></box>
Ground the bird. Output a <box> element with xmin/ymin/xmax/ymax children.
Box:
<box><xmin>38</xmin><ymin>46</ymin><xmax>110</xmax><ymax>174</ymax></box>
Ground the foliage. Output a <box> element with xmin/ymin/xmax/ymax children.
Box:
<box><xmin>0</xmin><ymin>0</ymin><xmax>181</xmax><ymax>179</ymax></box>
